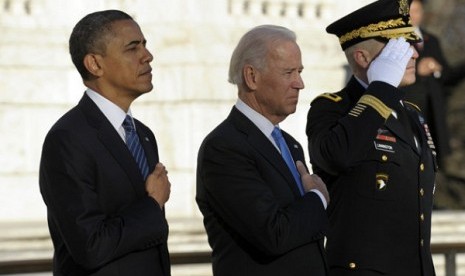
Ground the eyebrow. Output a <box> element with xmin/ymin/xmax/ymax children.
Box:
<box><xmin>282</xmin><ymin>66</ymin><xmax>304</xmax><ymax>71</ymax></box>
<box><xmin>125</xmin><ymin>39</ymin><xmax>147</xmax><ymax>48</ymax></box>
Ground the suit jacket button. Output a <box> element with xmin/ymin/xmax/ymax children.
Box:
<box><xmin>349</xmin><ymin>262</ymin><xmax>357</xmax><ymax>269</ymax></box>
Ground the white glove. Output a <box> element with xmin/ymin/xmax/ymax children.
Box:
<box><xmin>367</xmin><ymin>38</ymin><xmax>414</xmax><ymax>87</ymax></box>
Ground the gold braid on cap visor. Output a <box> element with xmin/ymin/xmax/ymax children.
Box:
<box><xmin>339</xmin><ymin>18</ymin><xmax>419</xmax><ymax>45</ymax></box>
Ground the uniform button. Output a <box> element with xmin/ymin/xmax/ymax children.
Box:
<box><xmin>420</xmin><ymin>188</ymin><xmax>424</xmax><ymax>196</ymax></box>
<box><xmin>420</xmin><ymin>163</ymin><xmax>425</xmax><ymax>171</ymax></box>
<box><xmin>420</xmin><ymin>213</ymin><xmax>424</xmax><ymax>221</ymax></box>
<box><xmin>420</xmin><ymin>239</ymin><xmax>424</xmax><ymax>247</ymax></box>
<box><xmin>382</xmin><ymin>155</ymin><xmax>388</xmax><ymax>161</ymax></box>
<box><xmin>349</xmin><ymin>262</ymin><xmax>357</xmax><ymax>269</ymax></box>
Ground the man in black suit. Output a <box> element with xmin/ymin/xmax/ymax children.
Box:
<box><xmin>306</xmin><ymin>0</ymin><xmax>436</xmax><ymax>275</ymax></box>
<box><xmin>196</xmin><ymin>25</ymin><xmax>330</xmax><ymax>276</ymax></box>
<box><xmin>39</xmin><ymin>10</ymin><xmax>171</xmax><ymax>275</ymax></box>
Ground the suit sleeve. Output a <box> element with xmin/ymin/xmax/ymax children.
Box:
<box><xmin>197</xmin><ymin>134</ymin><xmax>328</xmax><ymax>256</ymax></box>
<box><xmin>306</xmin><ymin>81</ymin><xmax>402</xmax><ymax>175</ymax></box>
<box><xmin>39</xmin><ymin>128</ymin><xmax>168</xmax><ymax>270</ymax></box>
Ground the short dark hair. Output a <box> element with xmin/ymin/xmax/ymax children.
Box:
<box><xmin>69</xmin><ymin>10</ymin><xmax>133</xmax><ymax>80</ymax></box>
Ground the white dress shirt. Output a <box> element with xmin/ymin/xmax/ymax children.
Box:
<box><xmin>86</xmin><ymin>88</ymin><xmax>133</xmax><ymax>143</ymax></box>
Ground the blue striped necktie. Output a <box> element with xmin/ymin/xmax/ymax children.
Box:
<box><xmin>122</xmin><ymin>115</ymin><xmax>149</xmax><ymax>180</ymax></box>
<box><xmin>271</xmin><ymin>127</ymin><xmax>305</xmax><ymax>195</ymax></box>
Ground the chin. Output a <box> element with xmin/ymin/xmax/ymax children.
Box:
<box><xmin>140</xmin><ymin>84</ymin><xmax>154</xmax><ymax>93</ymax></box>
<box><xmin>287</xmin><ymin>107</ymin><xmax>297</xmax><ymax>115</ymax></box>
<box><xmin>399</xmin><ymin>76</ymin><xmax>416</xmax><ymax>87</ymax></box>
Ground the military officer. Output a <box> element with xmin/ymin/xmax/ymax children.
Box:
<box><xmin>306</xmin><ymin>0</ymin><xmax>437</xmax><ymax>275</ymax></box>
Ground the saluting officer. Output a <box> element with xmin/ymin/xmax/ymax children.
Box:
<box><xmin>306</xmin><ymin>0</ymin><xmax>437</xmax><ymax>275</ymax></box>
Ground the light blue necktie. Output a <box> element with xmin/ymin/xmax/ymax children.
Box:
<box><xmin>122</xmin><ymin>115</ymin><xmax>149</xmax><ymax>180</ymax></box>
<box><xmin>271</xmin><ymin>127</ymin><xmax>305</xmax><ymax>195</ymax></box>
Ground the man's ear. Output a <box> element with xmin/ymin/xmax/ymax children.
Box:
<box><xmin>243</xmin><ymin>64</ymin><xmax>259</xmax><ymax>91</ymax></box>
<box><xmin>83</xmin><ymin>54</ymin><xmax>104</xmax><ymax>77</ymax></box>
<box><xmin>353</xmin><ymin>49</ymin><xmax>372</xmax><ymax>69</ymax></box>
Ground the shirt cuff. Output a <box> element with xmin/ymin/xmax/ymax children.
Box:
<box><xmin>310</xmin><ymin>189</ymin><xmax>328</xmax><ymax>209</ymax></box>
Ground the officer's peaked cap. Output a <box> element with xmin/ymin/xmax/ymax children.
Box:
<box><xmin>326</xmin><ymin>0</ymin><xmax>422</xmax><ymax>50</ymax></box>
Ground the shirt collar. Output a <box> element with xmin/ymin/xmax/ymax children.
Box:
<box><xmin>354</xmin><ymin>76</ymin><xmax>369</xmax><ymax>89</ymax></box>
<box><xmin>235</xmin><ymin>98</ymin><xmax>277</xmax><ymax>142</ymax></box>
<box><xmin>85</xmin><ymin>88</ymin><xmax>132</xmax><ymax>131</ymax></box>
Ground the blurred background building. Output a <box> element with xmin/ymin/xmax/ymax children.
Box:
<box><xmin>424</xmin><ymin>0</ymin><xmax>465</xmax><ymax>209</ymax></box>
<box><xmin>0</xmin><ymin>0</ymin><xmax>372</xmax><ymax>223</ymax></box>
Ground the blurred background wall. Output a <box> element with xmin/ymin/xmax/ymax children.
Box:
<box><xmin>0</xmin><ymin>0</ymin><xmax>464</xmax><ymax>224</ymax></box>
<box><xmin>1</xmin><ymin>1</ymin><xmax>465</xmax><ymax>275</ymax></box>
<box><xmin>0</xmin><ymin>0</ymin><xmax>361</xmax><ymax>222</ymax></box>
<box><xmin>421</xmin><ymin>0</ymin><xmax>465</xmax><ymax>208</ymax></box>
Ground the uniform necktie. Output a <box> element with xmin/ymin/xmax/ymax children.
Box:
<box><xmin>271</xmin><ymin>127</ymin><xmax>305</xmax><ymax>195</ymax></box>
<box><xmin>122</xmin><ymin>115</ymin><xmax>149</xmax><ymax>180</ymax></box>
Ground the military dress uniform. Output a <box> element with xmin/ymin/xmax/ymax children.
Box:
<box><xmin>307</xmin><ymin>77</ymin><xmax>437</xmax><ymax>275</ymax></box>
<box><xmin>306</xmin><ymin>0</ymin><xmax>437</xmax><ymax>275</ymax></box>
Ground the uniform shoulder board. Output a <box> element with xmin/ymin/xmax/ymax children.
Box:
<box><xmin>404</xmin><ymin>101</ymin><xmax>421</xmax><ymax>112</ymax></box>
<box><xmin>314</xmin><ymin>92</ymin><xmax>342</xmax><ymax>102</ymax></box>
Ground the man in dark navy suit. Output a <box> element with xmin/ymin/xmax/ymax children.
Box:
<box><xmin>39</xmin><ymin>10</ymin><xmax>171</xmax><ymax>275</ymax></box>
<box><xmin>197</xmin><ymin>25</ymin><xmax>330</xmax><ymax>276</ymax></box>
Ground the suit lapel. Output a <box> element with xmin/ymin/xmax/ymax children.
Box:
<box><xmin>134</xmin><ymin>120</ymin><xmax>158</xmax><ymax>172</ymax></box>
<box><xmin>405</xmin><ymin>106</ymin><xmax>427</xmax><ymax>154</ymax></box>
<box><xmin>385</xmin><ymin>109</ymin><xmax>420</xmax><ymax>155</ymax></box>
<box><xmin>284</xmin><ymin>132</ymin><xmax>305</xmax><ymax>167</ymax></box>
<box><xmin>79</xmin><ymin>94</ymin><xmax>146</xmax><ymax>197</ymax></box>
<box><xmin>230</xmin><ymin>108</ymin><xmax>303</xmax><ymax>197</ymax></box>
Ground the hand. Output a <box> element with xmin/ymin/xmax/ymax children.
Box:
<box><xmin>417</xmin><ymin>57</ymin><xmax>443</xmax><ymax>77</ymax></box>
<box><xmin>296</xmin><ymin>161</ymin><xmax>330</xmax><ymax>204</ymax></box>
<box><xmin>367</xmin><ymin>37</ymin><xmax>414</xmax><ymax>87</ymax></box>
<box><xmin>145</xmin><ymin>163</ymin><xmax>171</xmax><ymax>209</ymax></box>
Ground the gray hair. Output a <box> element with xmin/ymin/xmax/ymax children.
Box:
<box><xmin>228</xmin><ymin>25</ymin><xmax>297</xmax><ymax>89</ymax></box>
<box><xmin>344</xmin><ymin>39</ymin><xmax>385</xmax><ymax>76</ymax></box>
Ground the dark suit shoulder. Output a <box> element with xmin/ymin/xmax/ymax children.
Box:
<box><xmin>200</xmin><ymin>122</ymin><xmax>245</xmax><ymax>157</ymax></box>
<box><xmin>48</xmin><ymin>105</ymin><xmax>89</xmax><ymax>134</ymax></box>
<box><xmin>202</xmin><ymin>107</ymin><xmax>251</xmax><ymax>141</ymax></box>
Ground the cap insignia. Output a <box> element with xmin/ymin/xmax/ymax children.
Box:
<box><xmin>398</xmin><ymin>0</ymin><xmax>410</xmax><ymax>16</ymax></box>
<box><xmin>339</xmin><ymin>18</ymin><xmax>407</xmax><ymax>45</ymax></box>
